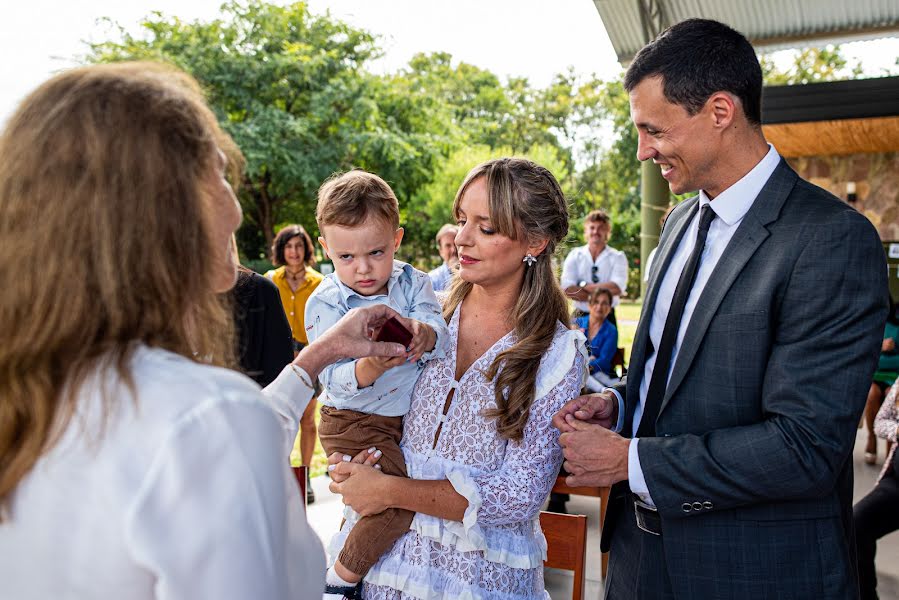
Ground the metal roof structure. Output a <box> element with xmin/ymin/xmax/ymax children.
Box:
<box><xmin>593</xmin><ymin>0</ymin><xmax>899</xmax><ymax>64</ymax></box>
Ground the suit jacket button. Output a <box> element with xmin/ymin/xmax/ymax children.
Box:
<box><xmin>692</xmin><ymin>501</ymin><xmax>703</xmax><ymax>511</ymax></box>
<box><xmin>682</xmin><ymin>503</ymin><xmax>692</xmax><ymax>513</ymax></box>
<box><xmin>703</xmin><ymin>501</ymin><xmax>713</xmax><ymax>510</ymax></box>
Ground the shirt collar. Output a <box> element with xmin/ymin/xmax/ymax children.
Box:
<box><xmin>699</xmin><ymin>144</ymin><xmax>780</xmax><ymax>226</ymax></box>
<box><xmin>580</xmin><ymin>244</ymin><xmax>609</xmax><ymax>261</ymax></box>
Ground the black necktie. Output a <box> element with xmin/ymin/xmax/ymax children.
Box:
<box><xmin>637</xmin><ymin>204</ymin><xmax>717</xmax><ymax>438</ymax></box>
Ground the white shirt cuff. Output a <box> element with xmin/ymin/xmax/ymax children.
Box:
<box><xmin>603</xmin><ymin>387</ymin><xmax>626</xmax><ymax>434</ymax></box>
<box><xmin>628</xmin><ymin>439</ymin><xmax>656</xmax><ymax>507</ymax></box>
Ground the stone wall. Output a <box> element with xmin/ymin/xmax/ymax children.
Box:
<box><xmin>785</xmin><ymin>152</ymin><xmax>899</xmax><ymax>241</ymax></box>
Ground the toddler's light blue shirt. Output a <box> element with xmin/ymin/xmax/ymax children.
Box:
<box><xmin>304</xmin><ymin>260</ymin><xmax>448</xmax><ymax>417</ymax></box>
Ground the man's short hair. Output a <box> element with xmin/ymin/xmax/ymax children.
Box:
<box><xmin>316</xmin><ymin>170</ymin><xmax>400</xmax><ymax>231</ymax></box>
<box><xmin>623</xmin><ymin>18</ymin><xmax>763</xmax><ymax>126</ymax></box>
<box><xmin>435</xmin><ymin>223</ymin><xmax>458</xmax><ymax>244</ymax></box>
<box><xmin>585</xmin><ymin>209</ymin><xmax>610</xmax><ymax>225</ymax></box>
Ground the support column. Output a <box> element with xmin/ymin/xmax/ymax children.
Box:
<box><xmin>639</xmin><ymin>160</ymin><xmax>669</xmax><ymax>298</ymax></box>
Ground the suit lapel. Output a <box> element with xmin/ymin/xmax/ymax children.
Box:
<box><xmin>625</xmin><ymin>197</ymin><xmax>700</xmax><ymax>429</ymax></box>
<box><xmin>658</xmin><ymin>159</ymin><xmax>799</xmax><ymax>415</ymax></box>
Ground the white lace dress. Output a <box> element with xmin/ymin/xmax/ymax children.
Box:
<box><xmin>331</xmin><ymin>304</ymin><xmax>586</xmax><ymax>600</ymax></box>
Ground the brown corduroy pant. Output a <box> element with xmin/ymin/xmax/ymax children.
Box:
<box><xmin>318</xmin><ymin>406</ymin><xmax>414</xmax><ymax>576</ymax></box>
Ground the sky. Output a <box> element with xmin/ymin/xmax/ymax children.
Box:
<box><xmin>2</xmin><ymin>0</ymin><xmax>898</xmax><ymax>127</ymax></box>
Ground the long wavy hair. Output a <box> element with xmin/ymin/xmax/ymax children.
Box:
<box><xmin>0</xmin><ymin>62</ymin><xmax>240</xmax><ymax>516</ymax></box>
<box><xmin>442</xmin><ymin>158</ymin><xmax>570</xmax><ymax>441</ymax></box>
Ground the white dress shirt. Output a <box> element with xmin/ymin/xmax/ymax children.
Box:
<box><xmin>627</xmin><ymin>145</ymin><xmax>781</xmax><ymax>504</ymax></box>
<box><xmin>0</xmin><ymin>346</ymin><xmax>325</xmax><ymax>600</ymax></box>
<box><xmin>560</xmin><ymin>245</ymin><xmax>629</xmax><ymax>312</ymax></box>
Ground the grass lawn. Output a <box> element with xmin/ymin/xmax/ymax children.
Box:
<box><xmin>294</xmin><ymin>300</ymin><xmax>645</xmax><ymax>476</ymax></box>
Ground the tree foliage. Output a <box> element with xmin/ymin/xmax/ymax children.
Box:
<box><xmin>87</xmin><ymin>1</ymin><xmax>637</xmax><ymax>270</ymax></box>
<box><xmin>760</xmin><ymin>45</ymin><xmax>863</xmax><ymax>85</ymax></box>
<box><xmin>89</xmin><ymin>1</ymin><xmax>449</xmax><ymax>259</ymax></box>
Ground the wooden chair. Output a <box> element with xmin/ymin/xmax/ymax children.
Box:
<box><xmin>552</xmin><ymin>476</ymin><xmax>610</xmax><ymax>580</ymax></box>
<box><xmin>610</xmin><ymin>347</ymin><xmax>627</xmax><ymax>378</ymax></box>
<box><xmin>291</xmin><ymin>465</ymin><xmax>307</xmax><ymax>512</ymax></box>
<box><xmin>540</xmin><ymin>510</ymin><xmax>588</xmax><ymax>600</ymax></box>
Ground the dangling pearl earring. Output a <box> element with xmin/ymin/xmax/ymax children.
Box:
<box><xmin>523</xmin><ymin>253</ymin><xmax>537</xmax><ymax>267</ymax></box>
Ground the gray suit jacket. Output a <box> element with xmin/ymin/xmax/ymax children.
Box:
<box><xmin>603</xmin><ymin>159</ymin><xmax>888</xmax><ymax>598</ymax></box>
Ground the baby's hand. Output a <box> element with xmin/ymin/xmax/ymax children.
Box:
<box><xmin>368</xmin><ymin>354</ymin><xmax>407</xmax><ymax>371</ymax></box>
<box><xmin>403</xmin><ymin>319</ymin><xmax>437</xmax><ymax>363</ymax></box>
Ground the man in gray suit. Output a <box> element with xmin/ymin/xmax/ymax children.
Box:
<box><xmin>553</xmin><ymin>19</ymin><xmax>889</xmax><ymax>599</ymax></box>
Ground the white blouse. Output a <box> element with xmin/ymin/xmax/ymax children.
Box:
<box><xmin>330</xmin><ymin>305</ymin><xmax>586</xmax><ymax>600</ymax></box>
<box><xmin>0</xmin><ymin>346</ymin><xmax>324</xmax><ymax>599</ymax></box>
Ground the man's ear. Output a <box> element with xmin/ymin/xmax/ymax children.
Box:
<box><xmin>394</xmin><ymin>227</ymin><xmax>405</xmax><ymax>250</ymax></box>
<box><xmin>707</xmin><ymin>91</ymin><xmax>736</xmax><ymax>129</ymax></box>
<box><xmin>318</xmin><ymin>236</ymin><xmax>331</xmax><ymax>259</ymax></box>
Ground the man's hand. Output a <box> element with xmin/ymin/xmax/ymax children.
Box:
<box><xmin>552</xmin><ymin>391</ymin><xmax>618</xmax><ymax>433</ymax></box>
<box><xmin>294</xmin><ymin>305</ymin><xmax>406</xmax><ymax>381</ymax></box>
<box><xmin>559</xmin><ymin>416</ymin><xmax>630</xmax><ymax>487</ymax></box>
<box><xmin>883</xmin><ymin>337</ymin><xmax>896</xmax><ymax>353</ymax></box>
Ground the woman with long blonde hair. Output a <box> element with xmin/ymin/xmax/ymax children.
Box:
<box><xmin>327</xmin><ymin>158</ymin><xmax>586</xmax><ymax>599</ymax></box>
<box><xmin>0</xmin><ymin>62</ymin><xmax>406</xmax><ymax>599</ymax></box>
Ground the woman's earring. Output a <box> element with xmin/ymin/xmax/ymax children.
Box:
<box><xmin>523</xmin><ymin>253</ymin><xmax>537</xmax><ymax>267</ymax></box>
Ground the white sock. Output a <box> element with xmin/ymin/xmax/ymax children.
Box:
<box><xmin>326</xmin><ymin>566</ymin><xmax>356</xmax><ymax>587</ymax></box>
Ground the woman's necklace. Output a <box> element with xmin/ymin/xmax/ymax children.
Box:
<box><xmin>285</xmin><ymin>266</ymin><xmax>305</xmax><ymax>290</ymax></box>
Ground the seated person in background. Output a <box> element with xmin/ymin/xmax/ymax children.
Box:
<box><xmin>854</xmin><ymin>382</ymin><xmax>899</xmax><ymax>600</ymax></box>
<box><xmin>560</xmin><ymin>209</ymin><xmax>628</xmax><ymax>324</ymax></box>
<box><xmin>865</xmin><ymin>297</ymin><xmax>899</xmax><ymax>464</ymax></box>
<box><xmin>427</xmin><ymin>223</ymin><xmax>459</xmax><ymax>292</ymax></box>
<box><xmin>575</xmin><ymin>288</ymin><xmax>620</xmax><ymax>390</ymax></box>
<box><xmin>304</xmin><ymin>170</ymin><xmax>448</xmax><ymax>599</ymax></box>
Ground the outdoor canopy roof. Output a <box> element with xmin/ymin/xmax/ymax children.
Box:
<box><xmin>593</xmin><ymin>0</ymin><xmax>899</xmax><ymax>64</ymax></box>
<box><xmin>761</xmin><ymin>76</ymin><xmax>899</xmax><ymax>156</ymax></box>
<box><xmin>592</xmin><ymin>0</ymin><xmax>899</xmax><ymax>156</ymax></box>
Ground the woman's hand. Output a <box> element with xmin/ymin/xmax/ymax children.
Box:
<box><xmin>294</xmin><ymin>305</ymin><xmax>407</xmax><ymax>380</ymax></box>
<box><xmin>329</xmin><ymin>462</ymin><xmax>394</xmax><ymax>517</ymax></box>
<box><xmin>326</xmin><ymin>448</ymin><xmax>382</xmax><ymax>483</ymax></box>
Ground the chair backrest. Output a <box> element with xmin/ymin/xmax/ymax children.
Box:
<box><xmin>540</xmin><ymin>510</ymin><xmax>587</xmax><ymax>600</ymax></box>
<box><xmin>291</xmin><ymin>465</ymin><xmax>307</xmax><ymax>512</ymax></box>
<box><xmin>552</xmin><ymin>475</ymin><xmax>610</xmax><ymax>581</ymax></box>
<box><xmin>611</xmin><ymin>347</ymin><xmax>627</xmax><ymax>377</ymax></box>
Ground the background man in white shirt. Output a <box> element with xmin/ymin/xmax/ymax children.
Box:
<box><xmin>560</xmin><ymin>209</ymin><xmax>628</xmax><ymax>325</ymax></box>
<box><xmin>553</xmin><ymin>18</ymin><xmax>887</xmax><ymax>600</ymax></box>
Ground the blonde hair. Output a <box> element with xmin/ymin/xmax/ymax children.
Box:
<box><xmin>316</xmin><ymin>170</ymin><xmax>400</xmax><ymax>231</ymax></box>
<box><xmin>0</xmin><ymin>62</ymin><xmax>240</xmax><ymax>515</ymax></box>
<box><xmin>443</xmin><ymin>158</ymin><xmax>570</xmax><ymax>441</ymax></box>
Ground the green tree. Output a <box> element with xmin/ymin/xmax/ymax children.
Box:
<box><xmin>89</xmin><ymin>1</ymin><xmax>449</xmax><ymax>259</ymax></box>
<box><xmin>402</xmin><ymin>142</ymin><xmax>571</xmax><ymax>270</ymax></box>
<box><xmin>760</xmin><ymin>45</ymin><xmax>863</xmax><ymax>85</ymax></box>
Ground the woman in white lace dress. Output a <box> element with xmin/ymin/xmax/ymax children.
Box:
<box><xmin>329</xmin><ymin>158</ymin><xmax>587</xmax><ymax>600</ymax></box>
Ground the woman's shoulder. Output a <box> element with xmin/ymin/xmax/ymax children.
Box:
<box><xmin>533</xmin><ymin>323</ymin><xmax>587</xmax><ymax>400</ymax></box>
<box><xmin>129</xmin><ymin>347</ymin><xmax>270</xmax><ymax>423</ymax></box>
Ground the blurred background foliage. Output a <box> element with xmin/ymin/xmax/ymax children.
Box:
<box><xmin>89</xmin><ymin>0</ymin><xmax>866</xmax><ymax>291</ymax></box>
